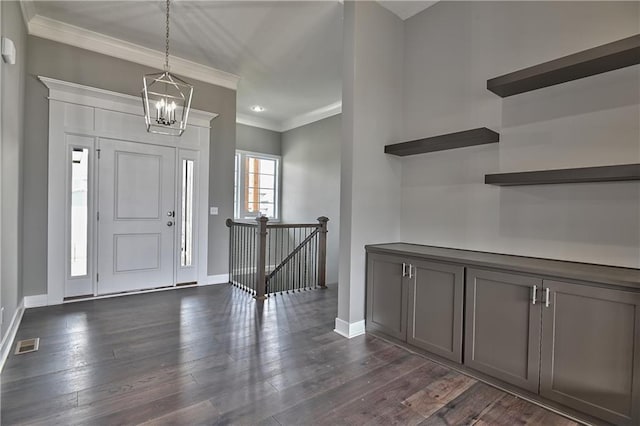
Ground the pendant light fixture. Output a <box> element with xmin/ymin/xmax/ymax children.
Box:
<box><xmin>141</xmin><ymin>0</ymin><xmax>193</xmax><ymax>136</ymax></box>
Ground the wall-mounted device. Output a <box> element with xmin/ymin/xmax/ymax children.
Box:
<box><xmin>1</xmin><ymin>37</ymin><xmax>16</xmax><ymax>65</ymax></box>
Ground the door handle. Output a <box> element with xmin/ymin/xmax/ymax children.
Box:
<box><xmin>167</xmin><ymin>221</ymin><xmax>174</xmax><ymax>227</ymax></box>
<box><xmin>532</xmin><ymin>285</ymin><xmax>537</xmax><ymax>305</ymax></box>
<box><xmin>167</xmin><ymin>210</ymin><xmax>175</xmax><ymax>217</ymax></box>
<box><xmin>545</xmin><ymin>288</ymin><xmax>550</xmax><ymax>308</ymax></box>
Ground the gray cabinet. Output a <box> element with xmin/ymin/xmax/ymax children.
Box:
<box><xmin>366</xmin><ymin>253</ymin><xmax>407</xmax><ymax>340</ymax></box>
<box><xmin>407</xmin><ymin>259</ymin><xmax>464</xmax><ymax>363</ymax></box>
<box><xmin>365</xmin><ymin>254</ymin><xmax>464</xmax><ymax>363</ymax></box>
<box><xmin>540</xmin><ymin>280</ymin><xmax>640</xmax><ymax>426</ymax></box>
<box><xmin>365</xmin><ymin>244</ymin><xmax>640</xmax><ymax>426</ymax></box>
<box><xmin>464</xmin><ymin>268</ymin><xmax>542</xmax><ymax>393</ymax></box>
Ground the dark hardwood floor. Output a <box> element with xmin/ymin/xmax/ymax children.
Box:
<box><xmin>1</xmin><ymin>284</ymin><xmax>579</xmax><ymax>425</ymax></box>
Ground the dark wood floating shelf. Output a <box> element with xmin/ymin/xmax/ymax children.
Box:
<box><xmin>385</xmin><ymin>127</ymin><xmax>499</xmax><ymax>156</ymax></box>
<box><xmin>485</xmin><ymin>163</ymin><xmax>640</xmax><ymax>186</ymax></box>
<box><xmin>487</xmin><ymin>34</ymin><xmax>640</xmax><ymax>97</ymax></box>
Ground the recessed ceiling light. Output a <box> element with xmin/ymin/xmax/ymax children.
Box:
<box><xmin>250</xmin><ymin>105</ymin><xmax>265</xmax><ymax>113</ymax></box>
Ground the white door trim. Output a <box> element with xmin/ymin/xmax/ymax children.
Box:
<box><xmin>43</xmin><ymin>77</ymin><xmax>216</xmax><ymax>305</ymax></box>
<box><xmin>39</xmin><ymin>76</ymin><xmax>217</xmax><ymax>128</ymax></box>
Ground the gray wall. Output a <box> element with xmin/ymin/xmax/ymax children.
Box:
<box><xmin>23</xmin><ymin>36</ymin><xmax>236</xmax><ymax>297</ymax></box>
<box><xmin>236</xmin><ymin>123</ymin><xmax>281</xmax><ymax>155</ymax></box>
<box><xmin>338</xmin><ymin>1</ymin><xmax>403</xmax><ymax>325</ymax></box>
<box><xmin>1</xmin><ymin>0</ymin><xmax>27</xmax><ymax>336</ymax></box>
<box><xmin>400</xmin><ymin>1</ymin><xmax>640</xmax><ymax>268</ymax></box>
<box><xmin>282</xmin><ymin>115</ymin><xmax>341</xmax><ymax>284</ymax></box>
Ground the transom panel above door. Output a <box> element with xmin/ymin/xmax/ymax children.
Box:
<box><xmin>97</xmin><ymin>139</ymin><xmax>176</xmax><ymax>295</ymax></box>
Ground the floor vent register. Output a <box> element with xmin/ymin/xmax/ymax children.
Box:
<box><xmin>14</xmin><ymin>338</ymin><xmax>40</xmax><ymax>355</ymax></box>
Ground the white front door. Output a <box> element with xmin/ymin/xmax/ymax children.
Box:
<box><xmin>97</xmin><ymin>139</ymin><xmax>176</xmax><ymax>295</ymax></box>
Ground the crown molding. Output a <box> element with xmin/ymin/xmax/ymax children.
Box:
<box><xmin>26</xmin><ymin>14</ymin><xmax>240</xmax><ymax>91</ymax></box>
<box><xmin>237</xmin><ymin>101</ymin><xmax>342</xmax><ymax>133</ymax></box>
<box><xmin>378</xmin><ymin>1</ymin><xmax>439</xmax><ymax>20</ymax></box>
<box><xmin>280</xmin><ymin>101</ymin><xmax>342</xmax><ymax>132</ymax></box>
<box><xmin>236</xmin><ymin>113</ymin><xmax>282</xmax><ymax>132</ymax></box>
<box><xmin>19</xmin><ymin>0</ymin><xmax>37</xmax><ymax>28</ymax></box>
<box><xmin>39</xmin><ymin>76</ymin><xmax>218</xmax><ymax>128</ymax></box>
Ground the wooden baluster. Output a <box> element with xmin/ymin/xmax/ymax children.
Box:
<box><xmin>317</xmin><ymin>216</ymin><xmax>329</xmax><ymax>289</ymax></box>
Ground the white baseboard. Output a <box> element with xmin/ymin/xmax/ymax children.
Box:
<box><xmin>24</xmin><ymin>294</ymin><xmax>48</xmax><ymax>308</ymax></box>
<box><xmin>334</xmin><ymin>318</ymin><xmax>366</xmax><ymax>339</ymax></box>
<box><xmin>41</xmin><ymin>276</ymin><xmax>230</xmax><ymax>307</ymax></box>
<box><xmin>202</xmin><ymin>274</ymin><xmax>229</xmax><ymax>286</ymax></box>
<box><xmin>0</xmin><ymin>299</ymin><xmax>25</xmax><ymax>372</ymax></box>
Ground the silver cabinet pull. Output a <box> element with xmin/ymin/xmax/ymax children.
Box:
<box><xmin>545</xmin><ymin>287</ymin><xmax>550</xmax><ymax>307</ymax></box>
<box><xmin>408</xmin><ymin>264</ymin><xmax>413</xmax><ymax>279</ymax></box>
<box><xmin>532</xmin><ymin>285</ymin><xmax>537</xmax><ymax>305</ymax></box>
<box><xmin>402</xmin><ymin>263</ymin><xmax>407</xmax><ymax>277</ymax></box>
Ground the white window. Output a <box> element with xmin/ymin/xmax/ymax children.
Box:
<box><xmin>234</xmin><ymin>150</ymin><xmax>280</xmax><ymax>220</ymax></box>
<box><xmin>180</xmin><ymin>159</ymin><xmax>195</xmax><ymax>267</ymax></box>
<box><xmin>70</xmin><ymin>147</ymin><xmax>90</xmax><ymax>277</ymax></box>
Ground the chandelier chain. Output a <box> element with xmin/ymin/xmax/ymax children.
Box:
<box><xmin>165</xmin><ymin>0</ymin><xmax>170</xmax><ymax>70</ymax></box>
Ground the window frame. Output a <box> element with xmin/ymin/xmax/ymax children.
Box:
<box><xmin>234</xmin><ymin>150</ymin><xmax>281</xmax><ymax>221</ymax></box>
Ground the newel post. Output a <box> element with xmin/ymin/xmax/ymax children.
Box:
<box><xmin>226</xmin><ymin>219</ymin><xmax>234</xmax><ymax>285</ymax></box>
<box><xmin>255</xmin><ymin>216</ymin><xmax>269</xmax><ymax>300</ymax></box>
<box><xmin>317</xmin><ymin>216</ymin><xmax>329</xmax><ymax>289</ymax></box>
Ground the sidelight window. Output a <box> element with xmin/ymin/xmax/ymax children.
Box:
<box><xmin>70</xmin><ymin>147</ymin><xmax>89</xmax><ymax>277</ymax></box>
<box><xmin>181</xmin><ymin>159</ymin><xmax>195</xmax><ymax>267</ymax></box>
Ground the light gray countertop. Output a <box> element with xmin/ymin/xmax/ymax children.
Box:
<box><xmin>365</xmin><ymin>243</ymin><xmax>640</xmax><ymax>290</ymax></box>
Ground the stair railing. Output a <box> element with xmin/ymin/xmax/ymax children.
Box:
<box><xmin>226</xmin><ymin>216</ymin><xmax>328</xmax><ymax>300</ymax></box>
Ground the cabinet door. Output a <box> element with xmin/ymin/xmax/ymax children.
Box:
<box><xmin>540</xmin><ymin>280</ymin><xmax>640</xmax><ymax>425</ymax></box>
<box><xmin>407</xmin><ymin>259</ymin><xmax>464</xmax><ymax>363</ymax></box>
<box><xmin>366</xmin><ymin>253</ymin><xmax>407</xmax><ymax>340</ymax></box>
<box><xmin>465</xmin><ymin>268</ymin><xmax>542</xmax><ymax>393</ymax></box>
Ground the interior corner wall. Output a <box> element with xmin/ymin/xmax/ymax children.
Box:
<box><xmin>282</xmin><ymin>114</ymin><xmax>341</xmax><ymax>284</ymax></box>
<box><xmin>401</xmin><ymin>1</ymin><xmax>640</xmax><ymax>268</ymax></box>
<box><xmin>1</xmin><ymin>0</ymin><xmax>27</xmax><ymax>337</ymax></box>
<box><xmin>338</xmin><ymin>1</ymin><xmax>404</xmax><ymax>326</ymax></box>
<box><xmin>22</xmin><ymin>36</ymin><xmax>237</xmax><ymax>297</ymax></box>
<box><xmin>236</xmin><ymin>123</ymin><xmax>282</xmax><ymax>156</ymax></box>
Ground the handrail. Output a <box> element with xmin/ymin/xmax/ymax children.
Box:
<box><xmin>225</xmin><ymin>219</ymin><xmax>257</xmax><ymax>227</ymax></box>
<box><xmin>266</xmin><ymin>223</ymin><xmax>319</xmax><ymax>229</ymax></box>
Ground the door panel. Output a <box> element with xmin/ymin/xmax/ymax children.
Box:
<box><xmin>407</xmin><ymin>260</ymin><xmax>464</xmax><ymax>363</ymax></box>
<box><xmin>465</xmin><ymin>268</ymin><xmax>542</xmax><ymax>393</ymax></box>
<box><xmin>114</xmin><ymin>152</ymin><xmax>162</xmax><ymax>219</ymax></box>
<box><xmin>98</xmin><ymin>139</ymin><xmax>176</xmax><ymax>295</ymax></box>
<box><xmin>114</xmin><ymin>233</ymin><xmax>160</xmax><ymax>272</ymax></box>
<box><xmin>541</xmin><ymin>280</ymin><xmax>640</xmax><ymax>425</ymax></box>
<box><xmin>366</xmin><ymin>253</ymin><xmax>407</xmax><ymax>340</ymax></box>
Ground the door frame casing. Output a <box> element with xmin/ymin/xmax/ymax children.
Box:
<box><xmin>43</xmin><ymin>76</ymin><xmax>217</xmax><ymax>305</ymax></box>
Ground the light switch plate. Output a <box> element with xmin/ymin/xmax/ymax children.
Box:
<box><xmin>209</xmin><ymin>207</ymin><xmax>219</xmax><ymax>215</ymax></box>
<box><xmin>1</xmin><ymin>37</ymin><xmax>16</xmax><ymax>65</ymax></box>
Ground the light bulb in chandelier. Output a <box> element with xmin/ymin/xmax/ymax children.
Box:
<box><xmin>153</xmin><ymin>97</ymin><xmax>179</xmax><ymax>126</ymax></box>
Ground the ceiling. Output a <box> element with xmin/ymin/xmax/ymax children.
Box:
<box><xmin>28</xmin><ymin>1</ymin><xmax>344</xmax><ymax>130</ymax></box>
